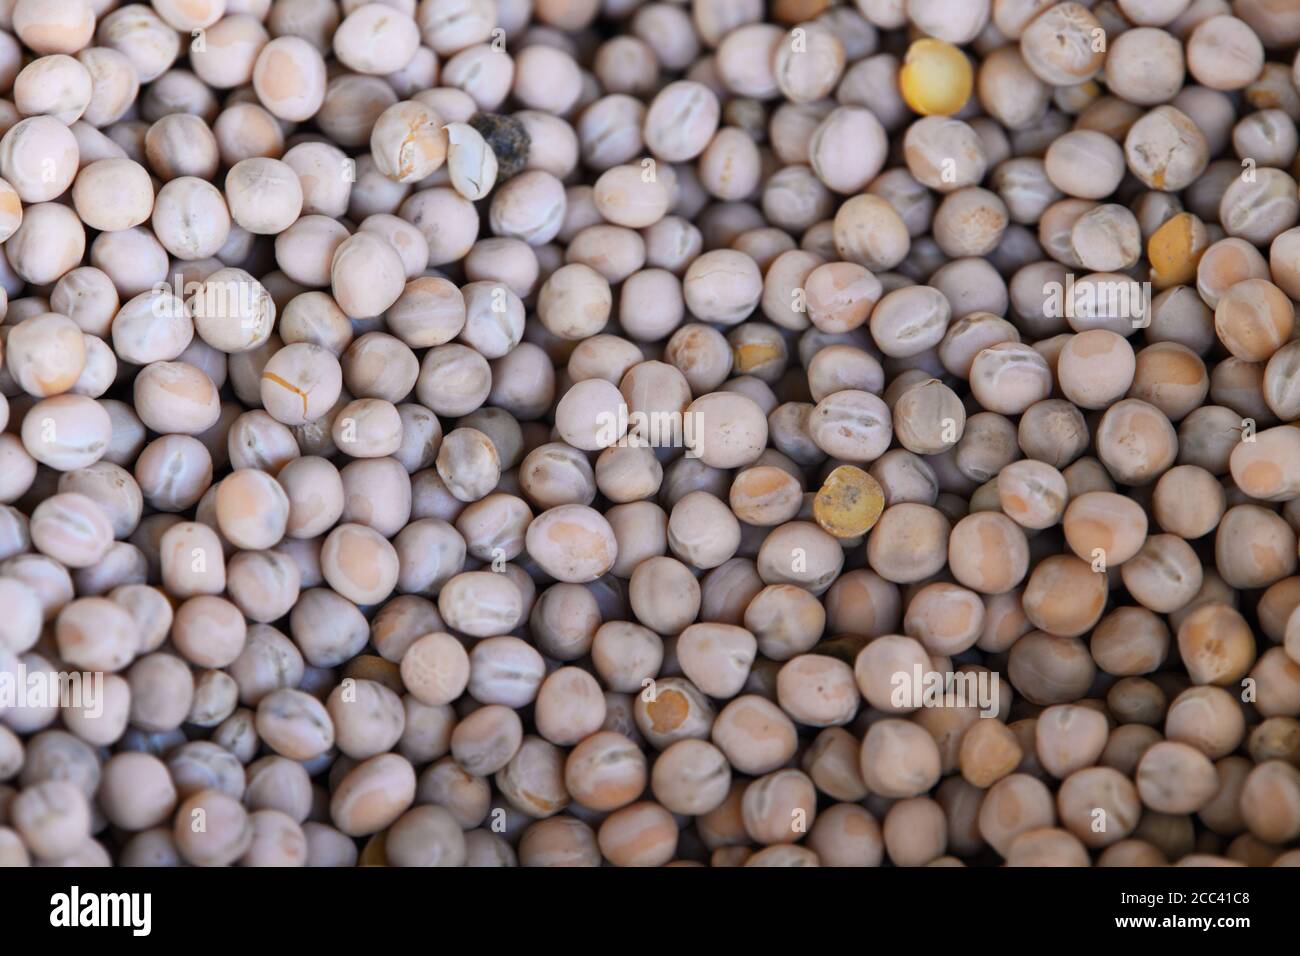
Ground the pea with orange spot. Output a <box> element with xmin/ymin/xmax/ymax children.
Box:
<box><xmin>564</xmin><ymin>731</ymin><xmax>647</xmax><ymax>812</ymax></box>
<box><xmin>516</xmin><ymin>817</ymin><xmax>599</xmax><ymax>867</ymax></box>
<box><xmin>1062</xmin><ymin>491</ymin><xmax>1148</xmax><ymax>567</ymax></box>
<box><xmin>948</xmin><ymin>511</ymin><xmax>1030</xmax><ymax>595</ymax></box>
<box><xmin>1126</xmin><ymin>342</ymin><xmax>1208</xmax><ymax>423</ymax></box>
<box><xmin>321</xmin><ymin>522</ymin><xmax>400</xmax><ymax>607</ymax></box>
<box><xmin>4</xmin><ymin>312</ymin><xmax>86</xmax><ymax>398</ymax></box>
<box><xmin>1214</xmin><ymin>277</ymin><xmax>1295</xmax><ymax>362</ymax></box>
<box><xmin>133</xmin><ymin>361</ymin><xmax>222</xmax><ymax>435</ymax></box>
<box><xmin>1197</xmin><ymin>237</ymin><xmax>1270</xmax><ymax>308</ymax></box>
<box><xmin>1148</xmin><ymin>212</ymin><xmax>1210</xmax><ymax>290</ymax></box>
<box><xmin>904</xmin><ymin>581</ymin><xmax>987</xmax><ymax>655</ymax></box>
<box><xmin>524</xmin><ymin>503</ymin><xmax>618</xmax><ymax>583</ymax></box>
<box><xmin>251</xmin><ymin>36</ymin><xmax>328</xmax><ymax>124</ymax></box>
<box><xmin>900</xmin><ymin>38</ymin><xmax>973</xmax><ymax>117</ymax></box>
<box><xmin>959</xmin><ymin>719</ymin><xmax>1023</xmax><ymax>789</ymax></box>
<box><xmin>804</xmin><ymin>261</ymin><xmax>883</xmax><ymax>333</ymax></box>
<box><xmin>1215</xmin><ymin>504</ymin><xmax>1298</xmax><ymax>591</ymax></box>
<box><xmin>713</xmin><ymin>694</ymin><xmax>799</xmax><ymax>776</ymax></box>
<box><xmin>633</xmin><ymin>676</ymin><xmax>715</xmax><ymax>750</ymax></box>
<box><xmin>1022</xmin><ymin>554</ymin><xmax>1109</xmax><ymax>639</ymax></box>
<box><xmin>1229</xmin><ymin>426</ymin><xmax>1300</xmax><ymax>502</ymax></box>
<box><xmin>997</xmin><ymin>460</ymin><xmax>1068</xmax><ymax>531</ymax></box>
<box><xmin>214</xmin><ymin>468</ymin><xmax>290</xmax><ymax>550</ymax></box>
<box><xmin>730</xmin><ymin>464</ymin><xmax>804</xmax><ymax>526</ymax></box>
<box><xmin>1095</xmin><ymin>399</ymin><xmax>1179</xmax><ymax>486</ymax></box>
<box><xmin>597</xmin><ymin>801</ymin><xmax>678</xmax><ymax>867</ymax></box>
<box><xmin>0</xmin><ymin>176</ymin><xmax>22</xmax><ymax>241</ymax></box>
<box><xmin>643</xmin><ymin>690</ymin><xmax>688</xmax><ymax>737</ymax></box>
<box><xmin>1121</xmin><ymin>534</ymin><xmax>1203</xmax><ymax>615</ymax></box>
<box><xmin>813</xmin><ymin>464</ymin><xmax>885</xmax><ymax>539</ymax></box>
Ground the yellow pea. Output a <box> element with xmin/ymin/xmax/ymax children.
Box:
<box><xmin>1148</xmin><ymin>212</ymin><xmax>1210</xmax><ymax>291</ymax></box>
<box><xmin>813</xmin><ymin>465</ymin><xmax>885</xmax><ymax>538</ymax></box>
<box><xmin>734</xmin><ymin>341</ymin><xmax>783</xmax><ymax>373</ymax></box>
<box><xmin>900</xmin><ymin>38</ymin><xmax>974</xmax><ymax>117</ymax></box>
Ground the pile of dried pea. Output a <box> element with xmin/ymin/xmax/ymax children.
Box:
<box><xmin>1</xmin><ymin>0</ymin><xmax>1300</xmax><ymax>868</ymax></box>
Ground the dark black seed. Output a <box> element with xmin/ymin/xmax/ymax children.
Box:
<box><xmin>469</xmin><ymin>112</ymin><xmax>531</xmax><ymax>180</ymax></box>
